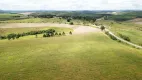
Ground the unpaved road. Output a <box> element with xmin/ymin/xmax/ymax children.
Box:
<box><xmin>105</xmin><ymin>29</ymin><xmax>142</xmax><ymax>49</ymax></box>
<box><xmin>0</xmin><ymin>23</ymin><xmax>101</xmax><ymax>34</ymax></box>
<box><xmin>73</xmin><ymin>26</ymin><xmax>101</xmax><ymax>34</ymax></box>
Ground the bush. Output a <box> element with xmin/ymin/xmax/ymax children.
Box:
<box><xmin>0</xmin><ymin>29</ymin><xmax>57</xmax><ymax>40</ymax></box>
<box><xmin>100</xmin><ymin>25</ymin><xmax>105</xmax><ymax>31</ymax></box>
<box><xmin>62</xmin><ymin>32</ymin><xmax>65</xmax><ymax>35</ymax></box>
<box><xmin>7</xmin><ymin>33</ymin><xmax>17</xmax><ymax>40</ymax></box>
<box><xmin>43</xmin><ymin>34</ymin><xmax>46</xmax><ymax>37</ymax></box>
<box><xmin>59</xmin><ymin>33</ymin><xmax>62</xmax><ymax>35</ymax></box>
<box><xmin>67</xmin><ymin>18</ymin><xmax>71</xmax><ymax>22</ymax></box>
<box><xmin>105</xmin><ymin>31</ymin><xmax>117</xmax><ymax>40</ymax></box>
<box><xmin>119</xmin><ymin>34</ymin><xmax>131</xmax><ymax>42</ymax></box>
<box><xmin>69</xmin><ymin>31</ymin><xmax>72</xmax><ymax>35</ymax></box>
<box><xmin>55</xmin><ymin>32</ymin><xmax>58</xmax><ymax>35</ymax></box>
<box><xmin>69</xmin><ymin>22</ymin><xmax>74</xmax><ymax>25</ymax></box>
<box><xmin>0</xmin><ymin>36</ymin><xmax>7</xmax><ymax>40</ymax></box>
<box><xmin>16</xmin><ymin>34</ymin><xmax>21</xmax><ymax>39</ymax></box>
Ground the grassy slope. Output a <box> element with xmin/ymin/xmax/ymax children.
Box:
<box><xmin>0</xmin><ymin>27</ymin><xmax>73</xmax><ymax>36</ymax></box>
<box><xmin>0</xmin><ymin>18</ymin><xmax>92</xmax><ymax>26</ymax></box>
<box><xmin>0</xmin><ymin>14</ymin><xmax>21</xmax><ymax>18</ymax></box>
<box><xmin>0</xmin><ymin>13</ymin><xmax>24</xmax><ymax>21</ymax></box>
<box><xmin>97</xmin><ymin>20</ymin><xmax>142</xmax><ymax>46</ymax></box>
<box><xmin>0</xmin><ymin>33</ymin><xmax>142</xmax><ymax>80</ymax></box>
<box><xmin>0</xmin><ymin>18</ymin><xmax>66</xmax><ymax>23</ymax></box>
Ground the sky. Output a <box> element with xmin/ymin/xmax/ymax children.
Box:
<box><xmin>0</xmin><ymin>0</ymin><xmax>142</xmax><ymax>10</ymax></box>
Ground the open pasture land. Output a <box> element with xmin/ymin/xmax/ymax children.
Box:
<box><xmin>97</xmin><ymin>20</ymin><xmax>142</xmax><ymax>46</ymax></box>
<box><xmin>0</xmin><ymin>18</ymin><xmax>67</xmax><ymax>23</ymax></box>
<box><xmin>0</xmin><ymin>13</ymin><xmax>25</xmax><ymax>21</ymax></box>
<box><xmin>0</xmin><ymin>26</ymin><xmax>73</xmax><ymax>36</ymax></box>
<box><xmin>0</xmin><ymin>11</ymin><xmax>142</xmax><ymax>80</ymax></box>
<box><xmin>0</xmin><ymin>32</ymin><xmax>142</xmax><ymax>80</ymax></box>
<box><xmin>0</xmin><ymin>18</ymin><xmax>92</xmax><ymax>25</ymax></box>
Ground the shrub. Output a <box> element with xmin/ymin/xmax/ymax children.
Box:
<box><xmin>119</xmin><ymin>34</ymin><xmax>131</xmax><ymax>42</ymax></box>
<box><xmin>67</xmin><ymin>18</ymin><xmax>71</xmax><ymax>22</ymax></box>
<box><xmin>62</xmin><ymin>32</ymin><xmax>65</xmax><ymax>35</ymax></box>
<box><xmin>7</xmin><ymin>33</ymin><xmax>16</xmax><ymax>40</ymax></box>
<box><xmin>100</xmin><ymin>25</ymin><xmax>105</xmax><ymax>31</ymax></box>
<box><xmin>0</xmin><ymin>36</ymin><xmax>7</xmax><ymax>40</ymax></box>
<box><xmin>16</xmin><ymin>34</ymin><xmax>21</xmax><ymax>39</ymax></box>
<box><xmin>55</xmin><ymin>32</ymin><xmax>58</xmax><ymax>35</ymax></box>
<box><xmin>43</xmin><ymin>34</ymin><xmax>46</xmax><ymax>37</ymax></box>
<box><xmin>105</xmin><ymin>31</ymin><xmax>117</xmax><ymax>40</ymax></box>
<box><xmin>59</xmin><ymin>33</ymin><xmax>62</xmax><ymax>35</ymax></box>
<box><xmin>69</xmin><ymin>31</ymin><xmax>72</xmax><ymax>35</ymax></box>
<box><xmin>69</xmin><ymin>22</ymin><xmax>74</xmax><ymax>25</ymax></box>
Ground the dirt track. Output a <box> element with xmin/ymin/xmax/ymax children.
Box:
<box><xmin>73</xmin><ymin>26</ymin><xmax>101</xmax><ymax>34</ymax></box>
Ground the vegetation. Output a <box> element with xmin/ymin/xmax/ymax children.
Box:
<box><xmin>69</xmin><ymin>22</ymin><xmax>74</xmax><ymax>25</ymax></box>
<box><xmin>69</xmin><ymin>31</ymin><xmax>72</xmax><ymax>35</ymax></box>
<box><xmin>0</xmin><ymin>27</ymin><xmax>73</xmax><ymax>40</ymax></box>
<box><xmin>119</xmin><ymin>33</ymin><xmax>131</xmax><ymax>42</ymax></box>
<box><xmin>105</xmin><ymin>11</ymin><xmax>142</xmax><ymax>21</ymax></box>
<box><xmin>96</xmin><ymin>20</ymin><xmax>142</xmax><ymax>46</ymax></box>
<box><xmin>0</xmin><ymin>33</ymin><xmax>142</xmax><ymax>80</ymax></box>
<box><xmin>105</xmin><ymin>31</ymin><xmax>117</xmax><ymax>40</ymax></box>
<box><xmin>0</xmin><ymin>11</ymin><xmax>142</xmax><ymax>80</ymax></box>
<box><xmin>0</xmin><ymin>13</ymin><xmax>27</xmax><ymax>21</ymax></box>
<box><xmin>100</xmin><ymin>25</ymin><xmax>105</xmax><ymax>30</ymax></box>
<box><xmin>1</xmin><ymin>29</ymin><xmax>56</xmax><ymax>40</ymax></box>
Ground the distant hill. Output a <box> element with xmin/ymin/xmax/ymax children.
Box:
<box><xmin>0</xmin><ymin>10</ymin><xmax>4</xmax><ymax>13</ymax></box>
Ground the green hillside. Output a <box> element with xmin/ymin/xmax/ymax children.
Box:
<box><xmin>0</xmin><ymin>32</ymin><xmax>142</xmax><ymax>80</ymax></box>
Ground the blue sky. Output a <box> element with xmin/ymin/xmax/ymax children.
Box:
<box><xmin>0</xmin><ymin>0</ymin><xmax>142</xmax><ymax>10</ymax></box>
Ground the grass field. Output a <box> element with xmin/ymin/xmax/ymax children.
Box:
<box><xmin>0</xmin><ymin>32</ymin><xmax>142</xmax><ymax>80</ymax></box>
<box><xmin>0</xmin><ymin>27</ymin><xmax>73</xmax><ymax>36</ymax></box>
<box><xmin>96</xmin><ymin>20</ymin><xmax>142</xmax><ymax>46</ymax></box>
<box><xmin>0</xmin><ymin>18</ymin><xmax>67</xmax><ymax>23</ymax></box>
<box><xmin>0</xmin><ymin>18</ymin><xmax>92</xmax><ymax>26</ymax></box>
<box><xmin>0</xmin><ymin>13</ymin><xmax>25</xmax><ymax>21</ymax></box>
<box><xmin>0</xmin><ymin>13</ymin><xmax>21</xmax><ymax>18</ymax></box>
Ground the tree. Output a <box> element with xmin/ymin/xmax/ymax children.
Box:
<box><xmin>69</xmin><ymin>22</ymin><xmax>74</xmax><ymax>25</ymax></box>
<box><xmin>16</xmin><ymin>34</ymin><xmax>21</xmax><ymax>39</ymax></box>
<box><xmin>69</xmin><ymin>31</ymin><xmax>72</xmax><ymax>35</ymax></box>
<box><xmin>7</xmin><ymin>33</ymin><xmax>16</xmax><ymax>40</ymax></box>
<box><xmin>0</xmin><ymin>35</ymin><xmax>6</xmax><ymax>40</ymax></box>
<box><xmin>62</xmin><ymin>32</ymin><xmax>65</xmax><ymax>35</ymax></box>
<box><xmin>67</xmin><ymin>18</ymin><xmax>71</xmax><ymax>22</ymax></box>
<box><xmin>55</xmin><ymin>32</ymin><xmax>58</xmax><ymax>35</ymax></box>
<box><xmin>59</xmin><ymin>33</ymin><xmax>62</xmax><ymax>35</ymax></box>
<box><xmin>43</xmin><ymin>34</ymin><xmax>46</xmax><ymax>37</ymax></box>
<box><xmin>100</xmin><ymin>25</ymin><xmax>105</xmax><ymax>31</ymax></box>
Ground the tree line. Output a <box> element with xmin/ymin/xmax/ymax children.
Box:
<box><xmin>0</xmin><ymin>29</ymin><xmax>73</xmax><ymax>40</ymax></box>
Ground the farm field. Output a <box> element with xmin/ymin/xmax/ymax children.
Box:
<box><xmin>0</xmin><ymin>31</ymin><xmax>142</xmax><ymax>80</ymax></box>
<box><xmin>0</xmin><ymin>13</ymin><xmax>26</xmax><ymax>21</ymax></box>
<box><xmin>0</xmin><ymin>11</ymin><xmax>142</xmax><ymax>80</ymax></box>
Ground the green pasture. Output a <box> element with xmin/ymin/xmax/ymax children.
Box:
<box><xmin>0</xmin><ymin>32</ymin><xmax>142</xmax><ymax>80</ymax></box>
<box><xmin>97</xmin><ymin>20</ymin><xmax>142</xmax><ymax>46</ymax></box>
<box><xmin>0</xmin><ymin>27</ymin><xmax>73</xmax><ymax>36</ymax></box>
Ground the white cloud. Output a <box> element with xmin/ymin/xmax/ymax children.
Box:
<box><xmin>0</xmin><ymin>0</ymin><xmax>142</xmax><ymax>10</ymax></box>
